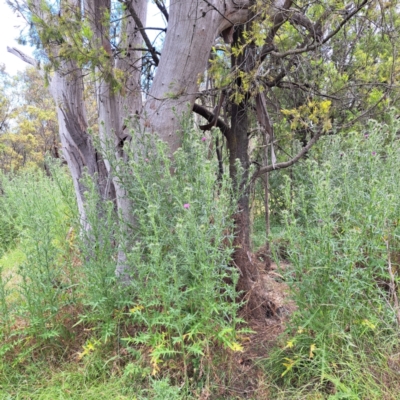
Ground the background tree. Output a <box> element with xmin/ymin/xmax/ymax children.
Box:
<box><xmin>0</xmin><ymin>65</ymin><xmax>14</xmax><ymax>134</ymax></box>
<box><xmin>0</xmin><ymin>66</ymin><xmax>58</xmax><ymax>172</ymax></box>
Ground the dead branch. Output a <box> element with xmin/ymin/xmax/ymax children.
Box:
<box><xmin>252</xmin><ymin>129</ymin><xmax>324</xmax><ymax>181</ymax></box>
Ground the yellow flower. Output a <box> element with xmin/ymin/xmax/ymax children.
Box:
<box><xmin>129</xmin><ymin>305</ymin><xmax>144</xmax><ymax>314</ymax></box>
<box><xmin>285</xmin><ymin>339</ymin><xmax>295</xmax><ymax>349</ymax></box>
<box><xmin>281</xmin><ymin>358</ymin><xmax>297</xmax><ymax>377</ymax></box>
<box><xmin>77</xmin><ymin>340</ymin><xmax>97</xmax><ymax>360</ymax></box>
<box><xmin>309</xmin><ymin>343</ymin><xmax>316</xmax><ymax>358</ymax></box>
<box><xmin>228</xmin><ymin>342</ymin><xmax>244</xmax><ymax>352</ymax></box>
<box><xmin>361</xmin><ymin>319</ymin><xmax>376</xmax><ymax>330</ymax></box>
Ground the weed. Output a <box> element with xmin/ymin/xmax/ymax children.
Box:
<box><xmin>267</xmin><ymin>117</ymin><xmax>400</xmax><ymax>398</ymax></box>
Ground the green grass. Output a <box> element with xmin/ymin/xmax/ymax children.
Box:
<box><xmin>0</xmin><ymin>365</ymin><xmax>140</xmax><ymax>399</ymax></box>
<box><xmin>0</xmin><ymin>247</ymin><xmax>25</xmax><ymax>273</ymax></box>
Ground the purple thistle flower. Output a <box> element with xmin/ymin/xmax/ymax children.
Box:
<box><xmin>372</xmin><ymin>151</ymin><xmax>376</xmax><ymax>156</ymax></box>
<box><xmin>201</xmin><ymin>137</ymin><xmax>207</xmax><ymax>142</ymax></box>
<box><xmin>364</xmin><ymin>134</ymin><xmax>369</xmax><ymax>138</ymax></box>
<box><xmin>183</xmin><ymin>203</ymin><xmax>190</xmax><ymax>209</ymax></box>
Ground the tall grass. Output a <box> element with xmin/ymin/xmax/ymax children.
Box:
<box><xmin>0</xmin><ymin>163</ymin><xmax>78</xmax><ymax>338</ymax></box>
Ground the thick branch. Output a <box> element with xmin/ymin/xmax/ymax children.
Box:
<box><xmin>203</xmin><ymin>0</ymin><xmax>235</xmax><ymax>27</ymax></box>
<box><xmin>259</xmin><ymin>6</ymin><xmax>321</xmax><ymax>61</ymax></box>
<box><xmin>193</xmin><ymin>103</ymin><xmax>231</xmax><ymax>139</ymax></box>
<box><xmin>7</xmin><ymin>47</ymin><xmax>38</xmax><ymax>68</ymax></box>
<box><xmin>123</xmin><ymin>0</ymin><xmax>160</xmax><ymax>66</ymax></box>
<box><xmin>253</xmin><ymin>130</ymin><xmax>324</xmax><ymax>180</ymax></box>
<box><xmin>289</xmin><ymin>11</ymin><xmax>323</xmax><ymax>41</ymax></box>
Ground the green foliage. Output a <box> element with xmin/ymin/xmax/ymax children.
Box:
<box><xmin>81</xmin><ymin>123</ymin><xmax>244</xmax><ymax>380</ymax></box>
<box><xmin>0</xmin><ymin>207</ymin><xmax>18</xmax><ymax>255</ymax></box>
<box><xmin>0</xmin><ymin>162</ymin><xmax>78</xmax><ymax>336</ymax></box>
<box><xmin>267</xmin><ymin>116</ymin><xmax>400</xmax><ymax>397</ymax></box>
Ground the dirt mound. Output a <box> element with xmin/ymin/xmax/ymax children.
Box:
<box><xmin>241</xmin><ymin>251</ymin><xmax>295</xmax><ymax>322</ymax></box>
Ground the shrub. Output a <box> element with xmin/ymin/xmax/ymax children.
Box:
<box><xmin>79</xmin><ymin>122</ymin><xmax>245</xmax><ymax>383</ymax></box>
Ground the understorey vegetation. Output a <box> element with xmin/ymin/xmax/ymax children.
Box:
<box><xmin>1</xmin><ymin>0</ymin><xmax>400</xmax><ymax>397</ymax></box>
<box><xmin>0</xmin><ymin>117</ymin><xmax>400</xmax><ymax>398</ymax></box>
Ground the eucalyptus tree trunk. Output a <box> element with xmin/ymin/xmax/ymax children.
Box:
<box><xmin>84</xmin><ymin>0</ymin><xmax>147</xmax><ymax>279</ymax></box>
<box><xmin>49</xmin><ymin>61</ymin><xmax>113</xmax><ymax>229</ymax></box>
<box><xmin>143</xmin><ymin>0</ymin><xmax>251</xmax><ymax>154</ymax></box>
